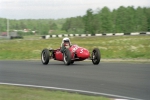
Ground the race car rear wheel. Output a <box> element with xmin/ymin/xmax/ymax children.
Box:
<box><xmin>63</xmin><ymin>49</ymin><xmax>71</xmax><ymax>65</ymax></box>
<box><xmin>92</xmin><ymin>48</ymin><xmax>101</xmax><ymax>65</ymax></box>
<box><xmin>41</xmin><ymin>49</ymin><xmax>50</xmax><ymax>65</ymax></box>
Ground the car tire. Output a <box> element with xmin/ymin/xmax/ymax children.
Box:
<box><xmin>92</xmin><ymin>48</ymin><xmax>101</xmax><ymax>65</ymax></box>
<box><xmin>41</xmin><ymin>49</ymin><xmax>50</xmax><ymax>65</ymax></box>
<box><xmin>63</xmin><ymin>49</ymin><xmax>71</xmax><ymax>65</ymax></box>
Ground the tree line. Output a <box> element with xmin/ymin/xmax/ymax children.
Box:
<box><xmin>0</xmin><ymin>6</ymin><xmax>150</xmax><ymax>35</ymax></box>
<box><xmin>62</xmin><ymin>6</ymin><xmax>150</xmax><ymax>34</ymax></box>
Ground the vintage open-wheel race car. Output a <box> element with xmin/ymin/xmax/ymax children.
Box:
<box><xmin>41</xmin><ymin>44</ymin><xmax>101</xmax><ymax>65</ymax></box>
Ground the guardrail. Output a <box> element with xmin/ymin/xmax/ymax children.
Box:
<box><xmin>41</xmin><ymin>32</ymin><xmax>150</xmax><ymax>39</ymax></box>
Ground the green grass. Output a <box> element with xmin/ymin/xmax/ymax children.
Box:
<box><xmin>0</xmin><ymin>35</ymin><xmax>150</xmax><ymax>59</ymax></box>
<box><xmin>0</xmin><ymin>85</ymin><xmax>109</xmax><ymax>100</ymax></box>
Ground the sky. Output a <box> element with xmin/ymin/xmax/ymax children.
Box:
<box><xmin>0</xmin><ymin>0</ymin><xmax>150</xmax><ymax>19</ymax></box>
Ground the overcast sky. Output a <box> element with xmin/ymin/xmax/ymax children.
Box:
<box><xmin>0</xmin><ymin>0</ymin><xmax>150</xmax><ymax>19</ymax></box>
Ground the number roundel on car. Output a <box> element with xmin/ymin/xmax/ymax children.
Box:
<box><xmin>80</xmin><ymin>49</ymin><xmax>83</xmax><ymax>53</ymax></box>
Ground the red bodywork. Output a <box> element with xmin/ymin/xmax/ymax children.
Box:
<box><xmin>53</xmin><ymin>45</ymin><xmax>90</xmax><ymax>61</ymax></box>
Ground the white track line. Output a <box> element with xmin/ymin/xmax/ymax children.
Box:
<box><xmin>0</xmin><ymin>82</ymin><xmax>143</xmax><ymax>100</ymax></box>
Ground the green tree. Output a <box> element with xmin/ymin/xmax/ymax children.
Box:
<box><xmin>0</xmin><ymin>18</ymin><xmax>7</xmax><ymax>32</ymax></box>
<box><xmin>144</xmin><ymin>7</ymin><xmax>150</xmax><ymax>31</ymax></box>
<box><xmin>83</xmin><ymin>9</ymin><xmax>95</xmax><ymax>34</ymax></box>
<box><xmin>61</xmin><ymin>18</ymin><xmax>70</xmax><ymax>32</ymax></box>
<box><xmin>135</xmin><ymin>7</ymin><xmax>148</xmax><ymax>32</ymax></box>
<box><xmin>98</xmin><ymin>7</ymin><xmax>112</xmax><ymax>33</ymax></box>
<box><xmin>49</xmin><ymin>23</ymin><xmax>58</xmax><ymax>30</ymax></box>
<box><xmin>111</xmin><ymin>9</ymin><xmax>117</xmax><ymax>33</ymax></box>
<box><xmin>115</xmin><ymin>6</ymin><xmax>128</xmax><ymax>32</ymax></box>
<box><xmin>125</xmin><ymin>6</ymin><xmax>136</xmax><ymax>32</ymax></box>
<box><xmin>62</xmin><ymin>16</ymin><xmax>84</xmax><ymax>34</ymax></box>
<box><xmin>20</xmin><ymin>21</ymin><xmax>27</xmax><ymax>29</ymax></box>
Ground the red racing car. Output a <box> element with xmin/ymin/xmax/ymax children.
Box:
<box><xmin>41</xmin><ymin>44</ymin><xmax>101</xmax><ymax>65</ymax></box>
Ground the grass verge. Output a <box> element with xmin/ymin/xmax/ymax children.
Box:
<box><xmin>0</xmin><ymin>35</ymin><xmax>150</xmax><ymax>59</ymax></box>
<box><xmin>0</xmin><ymin>85</ymin><xmax>109</xmax><ymax>100</ymax></box>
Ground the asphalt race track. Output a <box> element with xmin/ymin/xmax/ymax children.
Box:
<box><xmin>0</xmin><ymin>60</ymin><xmax>150</xmax><ymax>100</ymax></box>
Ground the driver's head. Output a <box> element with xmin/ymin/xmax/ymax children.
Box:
<box><xmin>64</xmin><ymin>39</ymin><xmax>69</xmax><ymax>43</ymax></box>
<box><xmin>63</xmin><ymin>37</ymin><xmax>70</xmax><ymax>44</ymax></box>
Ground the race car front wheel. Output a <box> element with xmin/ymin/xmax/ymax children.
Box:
<box><xmin>92</xmin><ymin>48</ymin><xmax>101</xmax><ymax>65</ymax></box>
<box><xmin>41</xmin><ymin>49</ymin><xmax>50</xmax><ymax>65</ymax></box>
<box><xmin>63</xmin><ymin>48</ymin><xmax>71</xmax><ymax>65</ymax></box>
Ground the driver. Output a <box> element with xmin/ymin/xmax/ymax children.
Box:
<box><xmin>60</xmin><ymin>37</ymin><xmax>71</xmax><ymax>53</ymax></box>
